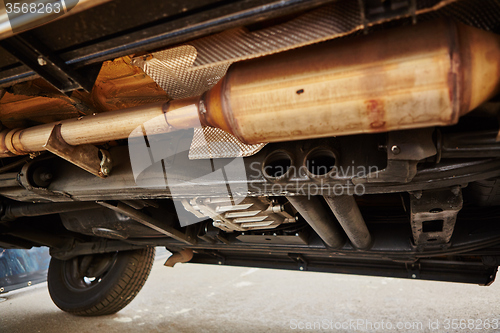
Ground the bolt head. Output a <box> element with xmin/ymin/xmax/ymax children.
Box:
<box><xmin>37</xmin><ymin>56</ymin><xmax>47</xmax><ymax>66</ymax></box>
<box><xmin>411</xmin><ymin>274</ymin><xmax>417</xmax><ymax>279</ymax></box>
<box><xmin>391</xmin><ymin>145</ymin><xmax>401</xmax><ymax>155</ymax></box>
<box><xmin>412</xmin><ymin>191</ymin><xmax>423</xmax><ymax>199</ymax></box>
<box><xmin>451</xmin><ymin>186</ymin><xmax>461</xmax><ymax>196</ymax></box>
<box><xmin>299</xmin><ymin>266</ymin><xmax>304</xmax><ymax>271</ymax></box>
<box><xmin>199</xmin><ymin>100</ymin><xmax>207</xmax><ymax>114</ymax></box>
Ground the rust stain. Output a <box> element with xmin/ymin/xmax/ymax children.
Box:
<box><xmin>365</xmin><ymin>99</ymin><xmax>386</xmax><ymax>129</ymax></box>
<box><xmin>447</xmin><ymin>71</ymin><xmax>456</xmax><ymax>103</ymax></box>
<box><xmin>91</xmin><ymin>56</ymin><xmax>168</xmax><ymax>112</ymax></box>
<box><xmin>0</xmin><ymin>79</ymin><xmax>80</xmax><ymax>128</ymax></box>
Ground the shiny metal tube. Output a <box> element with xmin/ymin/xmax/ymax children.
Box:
<box><xmin>0</xmin><ymin>98</ymin><xmax>200</xmax><ymax>156</ymax></box>
<box><xmin>0</xmin><ymin>0</ymin><xmax>111</xmax><ymax>41</ymax></box>
<box><xmin>323</xmin><ymin>196</ymin><xmax>372</xmax><ymax>250</ymax></box>
<box><xmin>286</xmin><ymin>196</ymin><xmax>345</xmax><ymax>249</ymax></box>
<box><xmin>2</xmin><ymin>19</ymin><xmax>500</xmax><ymax>157</ymax></box>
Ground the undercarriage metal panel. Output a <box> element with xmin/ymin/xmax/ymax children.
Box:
<box><xmin>127</xmin><ymin>216</ymin><xmax>500</xmax><ymax>262</ymax></box>
<box><xmin>189</xmin><ymin>253</ymin><xmax>497</xmax><ymax>285</ymax></box>
<box><xmin>4</xmin><ymin>136</ymin><xmax>500</xmax><ymax>202</ymax></box>
<box><xmin>0</xmin><ymin>0</ymin><xmax>336</xmax><ymax>88</ymax></box>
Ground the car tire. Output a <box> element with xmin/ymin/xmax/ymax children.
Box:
<box><xmin>47</xmin><ymin>247</ymin><xmax>155</xmax><ymax>316</ymax></box>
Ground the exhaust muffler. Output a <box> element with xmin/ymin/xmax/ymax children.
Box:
<box><xmin>1</xmin><ymin>19</ymin><xmax>500</xmax><ymax>156</ymax></box>
<box><xmin>202</xmin><ymin>18</ymin><xmax>500</xmax><ymax>144</ymax></box>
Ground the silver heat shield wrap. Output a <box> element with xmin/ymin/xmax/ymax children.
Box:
<box><xmin>133</xmin><ymin>0</ymin><xmax>500</xmax><ymax>159</ymax></box>
<box><xmin>189</xmin><ymin>127</ymin><xmax>266</xmax><ymax>160</ymax></box>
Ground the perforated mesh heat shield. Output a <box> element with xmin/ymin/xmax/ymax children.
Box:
<box><xmin>189</xmin><ymin>127</ymin><xmax>266</xmax><ymax>160</ymax></box>
<box><xmin>134</xmin><ymin>0</ymin><xmax>364</xmax><ymax>100</ymax></box>
<box><xmin>134</xmin><ymin>0</ymin><xmax>500</xmax><ymax>159</ymax></box>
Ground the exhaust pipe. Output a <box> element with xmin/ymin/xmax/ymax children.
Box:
<box><xmin>1</xmin><ymin>19</ymin><xmax>500</xmax><ymax>156</ymax></box>
<box><xmin>324</xmin><ymin>196</ymin><xmax>372</xmax><ymax>250</ymax></box>
<box><xmin>286</xmin><ymin>196</ymin><xmax>345</xmax><ymax>249</ymax></box>
<box><xmin>0</xmin><ymin>98</ymin><xmax>200</xmax><ymax>156</ymax></box>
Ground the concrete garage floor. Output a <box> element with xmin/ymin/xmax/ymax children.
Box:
<box><xmin>1</xmin><ymin>254</ymin><xmax>499</xmax><ymax>333</ymax></box>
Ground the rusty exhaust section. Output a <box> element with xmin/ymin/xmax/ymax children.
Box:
<box><xmin>1</xmin><ymin>19</ymin><xmax>500</xmax><ymax>157</ymax></box>
<box><xmin>203</xmin><ymin>19</ymin><xmax>500</xmax><ymax>144</ymax></box>
<box><xmin>164</xmin><ymin>249</ymin><xmax>194</xmax><ymax>267</ymax></box>
<box><xmin>0</xmin><ymin>98</ymin><xmax>200</xmax><ymax>156</ymax></box>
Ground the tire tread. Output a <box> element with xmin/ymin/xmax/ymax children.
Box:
<box><xmin>49</xmin><ymin>247</ymin><xmax>155</xmax><ymax>316</ymax></box>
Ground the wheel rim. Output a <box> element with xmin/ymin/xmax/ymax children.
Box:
<box><xmin>62</xmin><ymin>252</ymin><xmax>118</xmax><ymax>291</ymax></box>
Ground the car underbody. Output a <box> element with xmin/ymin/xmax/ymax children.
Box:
<box><xmin>1</xmin><ymin>0</ymin><xmax>500</xmax><ymax>315</ymax></box>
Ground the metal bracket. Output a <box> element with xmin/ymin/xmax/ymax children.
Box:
<box><xmin>97</xmin><ymin>200</ymin><xmax>195</xmax><ymax>245</ymax></box>
<box><xmin>0</xmin><ymin>34</ymin><xmax>96</xmax><ymax>93</ymax></box>
<box><xmin>410</xmin><ymin>187</ymin><xmax>463</xmax><ymax>249</ymax></box>
<box><xmin>44</xmin><ymin>124</ymin><xmax>112</xmax><ymax>178</ymax></box>
<box><xmin>207</xmin><ymin>251</ymin><xmax>226</xmax><ymax>265</ymax></box>
<box><xmin>355</xmin><ymin>129</ymin><xmax>436</xmax><ymax>184</ymax></box>
<box><xmin>406</xmin><ymin>262</ymin><xmax>421</xmax><ymax>279</ymax></box>
<box><xmin>364</xmin><ymin>160</ymin><xmax>419</xmax><ymax>183</ymax></box>
<box><xmin>289</xmin><ymin>253</ymin><xmax>308</xmax><ymax>271</ymax></box>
